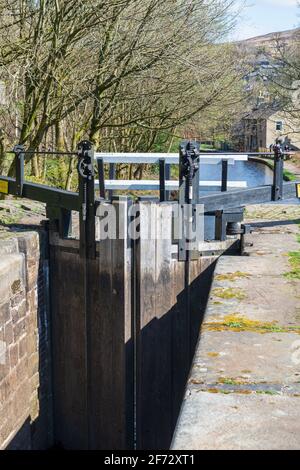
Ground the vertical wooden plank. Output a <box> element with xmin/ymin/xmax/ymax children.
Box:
<box><xmin>171</xmin><ymin>256</ymin><xmax>190</xmax><ymax>432</ymax></box>
<box><xmin>189</xmin><ymin>259</ymin><xmax>202</xmax><ymax>356</ymax></box>
<box><xmin>50</xmin><ymin>245</ymin><xmax>88</xmax><ymax>449</ymax></box>
<box><xmin>88</xmin><ymin>198</ymin><xmax>134</xmax><ymax>449</ymax></box>
<box><xmin>136</xmin><ymin>202</ymin><xmax>157</xmax><ymax>449</ymax></box>
<box><xmin>88</xmin><ymin>233</ymin><xmax>113</xmax><ymax>448</ymax></box>
<box><xmin>136</xmin><ymin>203</ymin><xmax>177</xmax><ymax>449</ymax></box>
<box><xmin>110</xmin><ymin>198</ymin><xmax>134</xmax><ymax>449</ymax></box>
<box><xmin>153</xmin><ymin>203</ymin><xmax>173</xmax><ymax>448</ymax></box>
<box><xmin>189</xmin><ymin>257</ymin><xmax>218</xmax><ymax>356</ymax></box>
<box><xmin>122</xmin><ymin>198</ymin><xmax>135</xmax><ymax>450</ymax></box>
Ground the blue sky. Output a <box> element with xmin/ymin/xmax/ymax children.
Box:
<box><xmin>233</xmin><ymin>0</ymin><xmax>299</xmax><ymax>40</ymax></box>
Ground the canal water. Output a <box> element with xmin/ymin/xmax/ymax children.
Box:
<box><xmin>199</xmin><ymin>159</ymin><xmax>273</xmax><ymax>194</ymax></box>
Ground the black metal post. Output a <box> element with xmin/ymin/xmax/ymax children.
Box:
<box><xmin>108</xmin><ymin>163</ymin><xmax>116</xmax><ymax>201</ymax></box>
<box><xmin>191</xmin><ymin>154</ymin><xmax>200</xmax><ymax>260</ymax></box>
<box><xmin>97</xmin><ymin>158</ymin><xmax>106</xmax><ymax>199</ymax></box>
<box><xmin>215</xmin><ymin>210</ymin><xmax>226</xmax><ymax>241</ymax></box>
<box><xmin>272</xmin><ymin>143</ymin><xmax>284</xmax><ymax>201</ymax></box>
<box><xmin>178</xmin><ymin>141</ymin><xmax>200</xmax><ymax>261</ymax></box>
<box><xmin>13</xmin><ymin>145</ymin><xmax>25</xmax><ymax>197</ymax></box>
<box><xmin>178</xmin><ymin>143</ymin><xmax>188</xmax><ymax>261</ymax></box>
<box><xmin>77</xmin><ymin>140</ymin><xmax>96</xmax><ymax>259</ymax></box>
<box><xmin>165</xmin><ymin>164</ymin><xmax>171</xmax><ymax>201</ymax></box>
<box><xmin>221</xmin><ymin>159</ymin><xmax>228</xmax><ymax>192</ymax></box>
<box><xmin>77</xmin><ymin>141</ymin><xmax>95</xmax><ymax>450</ymax></box>
<box><xmin>159</xmin><ymin>158</ymin><xmax>166</xmax><ymax>202</ymax></box>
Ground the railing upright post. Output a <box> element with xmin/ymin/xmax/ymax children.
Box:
<box><xmin>272</xmin><ymin>143</ymin><xmax>284</xmax><ymax>201</ymax></box>
<box><xmin>108</xmin><ymin>163</ymin><xmax>116</xmax><ymax>201</ymax></box>
<box><xmin>159</xmin><ymin>158</ymin><xmax>166</xmax><ymax>202</ymax></box>
<box><xmin>165</xmin><ymin>163</ymin><xmax>171</xmax><ymax>201</ymax></box>
<box><xmin>97</xmin><ymin>158</ymin><xmax>106</xmax><ymax>199</ymax></box>
<box><xmin>13</xmin><ymin>144</ymin><xmax>25</xmax><ymax>197</ymax></box>
<box><xmin>221</xmin><ymin>159</ymin><xmax>228</xmax><ymax>192</ymax></box>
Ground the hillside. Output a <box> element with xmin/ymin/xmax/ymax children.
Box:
<box><xmin>237</xmin><ymin>27</ymin><xmax>300</xmax><ymax>50</ymax></box>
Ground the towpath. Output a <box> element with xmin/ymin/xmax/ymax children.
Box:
<box><xmin>172</xmin><ymin>203</ymin><xmax>300</xmax><ymax>450</ymax></box>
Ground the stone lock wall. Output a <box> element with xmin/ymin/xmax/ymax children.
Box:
<box><xmin>0</xmin><ymin>231</ymin><xmax>52</xmax><ymax>450</ymax></box>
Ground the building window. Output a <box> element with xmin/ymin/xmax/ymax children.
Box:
<box><xmin>276</xmin><ymin>121</ymin><xmax>283</xmax><ymax>131</ymax></box>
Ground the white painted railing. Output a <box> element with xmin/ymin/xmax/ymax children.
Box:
<box><xmin>94</xmin><ymin>152</ymin><xmax>248</xmax><ymax>165</ymax></box>
<box><xmin>95</xmin><ymin>180</ymin><xmax>247</xmax><ymax>191</ymax></box>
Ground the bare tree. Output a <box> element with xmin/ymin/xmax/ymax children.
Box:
<box><xmin>0</xmin><ymin>0</ymin><xmax>245</xmax><ymax>185</ymax></box>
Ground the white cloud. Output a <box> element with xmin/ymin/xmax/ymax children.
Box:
<box><xmin>233</xmin><ymin>23</ymin><xmax>260</xmax><ymax>40</ymax></box>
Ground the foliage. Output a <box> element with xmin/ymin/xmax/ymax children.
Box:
<box><xmin>0</xmin><ymin>0</ymin><xmax>246</xmax><ymax>187</ymax></box>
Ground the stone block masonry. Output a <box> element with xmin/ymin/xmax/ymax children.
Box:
<box><xmin>0</xmin><ymin>230</ymin><xmax>52</xmax><ymax>450</ymax></box>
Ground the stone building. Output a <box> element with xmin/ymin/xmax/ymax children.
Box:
<box><xmin>242</xmin><ymin>108</ymin><xmax>300</xmax><ymax>152</ymax></box>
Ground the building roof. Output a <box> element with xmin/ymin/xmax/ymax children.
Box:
<box><xmin>243</xmin><ymin>106</ymin><xmax>280</xmax><ymax>120</ymax></box>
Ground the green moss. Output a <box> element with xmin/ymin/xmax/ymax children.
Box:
<box><xmin>203</xmin><ymin>314</ymin><xmax>300</xmax><ymax>334</ymax></box>
<box><xmin>0</xmin><ymin>212</ymin><xmax>22</xmax><ymax>225</ymax></box>
<box><xmin>218</xmin><ymin>377</ymin><xmax>249</xmax><ymax>386</ymax></box>
<box><xmin>212</xmin><ymin>287</ymin><xmax>247</xmax><ymax>301</ymax></box>
<box><xmin>205</xmin><ymin>387</ymin><xmax>245</xmax><ymax>395</ymax></box>
<box><xmin>215</xmin><ymin>271</ymin><xmax>251</xmax><ymax>282</ymax></box>
<box><xmin>202</xmin><ymin>384</ymin><xmax>280</xmax><ymax>396</ymax></box>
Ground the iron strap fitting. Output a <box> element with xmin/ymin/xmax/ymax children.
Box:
<box><xmin>77</xmin><ymin>140</ymin><xmax>94</xmax><ymax>181</ymax></box>
<box><xmin>227</xmin><ymin>223</ymin><xmax>252</xmax><ymax>236</ymax></box>
<box><xmin>77</xmin><ymin>141</ymin><xmax>95</xmax><ymax>223</ymax></box>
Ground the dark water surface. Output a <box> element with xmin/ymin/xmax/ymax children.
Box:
<box><xmin>199</xmin><ymin>160</ymin><xmax>273</xmax><ymax>194</ymax></box>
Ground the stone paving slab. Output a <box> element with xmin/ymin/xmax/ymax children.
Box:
<box><xmin>172</xmin><ymin>392</ymin><xmax>300</xmax><ymax>450</ymax></box>
<box><xmin>245</xmin><ymin>204</ymin><xmax>300</xmax><ymax>221</ymax></box>
<box><xmin>207</xmin><ymin>256</ymin><xmax>300</xmax><ymax>326</ymax></box>
<box><xmin>0</xmin><ymin>198</ymin><xmax>45</xmax><ymax>231</ymax></box>
<box><xmin>172</xmin><ymin>204</ymin><xmax>300</xmax><ymax>450</ymax></box>
<box><xmin>190</xmin><ymin>330</ymin><xmax>300</xmax><ymax>389</ymax></box>
<box><xmin>246</xmin><ymin>232</ymin><xmax>299</xmax><ymax>256</ymax></box>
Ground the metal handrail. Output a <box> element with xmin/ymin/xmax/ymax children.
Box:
<box><xmin>94</xmin><ymin>152</ymin><xmax>248</xmax><ymax>164</ymax></box>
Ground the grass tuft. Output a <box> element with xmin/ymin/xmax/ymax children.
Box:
<box><xmin>284</xmin><ymin>251</ymin><xmax>300</xmax><ymax>280</ymax></box>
